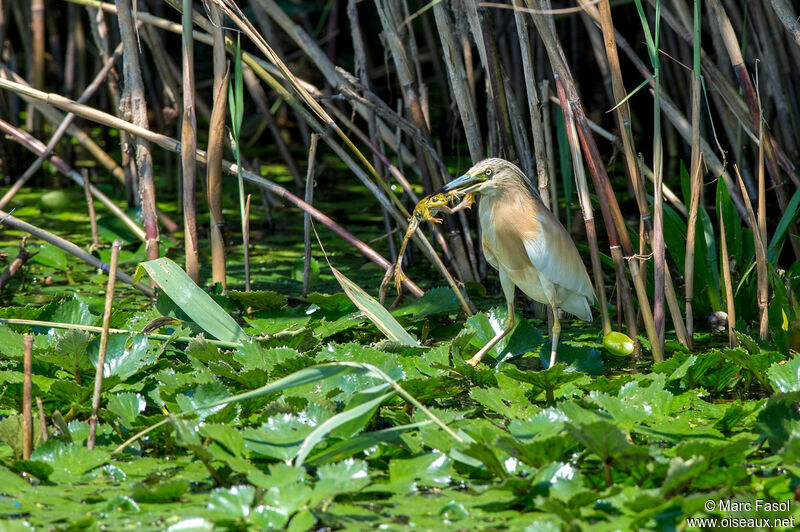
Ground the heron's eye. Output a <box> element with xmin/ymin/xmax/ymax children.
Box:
<box><xmin>485</xmin><ymin>168</ymin><xmax>493</xmax><ymax>177</ymax></box>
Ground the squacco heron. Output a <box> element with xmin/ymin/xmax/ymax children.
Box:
<box><xmin>438</xmin><ymin>158</ymin><xmax>595</xmax><ymax>368</ymax></box>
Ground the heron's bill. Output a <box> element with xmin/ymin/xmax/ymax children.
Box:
<box><xmin>437</xmin><ymin>172</ymin><xmax>487</xmax><ymax>195</ymax></box>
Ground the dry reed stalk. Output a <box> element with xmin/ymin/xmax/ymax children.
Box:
<box><xmin>0</xmin><ymin>117</ymin><xmax>146</xmax><ymax>241</ymax></box>
<box><xmin>82</xmin><ymin>169</ymin><xmax>100</xmax><ymax>248</ymax></box>
<box><xmin>36</xmin><ymin>397</ymin><xmax>47</xmax><ymax>442</ymax></box>
<box><xmin>181</xmin><ymin>0</ymin><xmax>198</xmax><ymax>282</ymax></box>
<box><xmin>719</xmin><ymin>214</ymin><xmax>737</xmax><ymax>348</ymax></box>
<box><xmin>684</xmin><ymin>0</ymin><xmax>702</xmax><ymax>349</ymax></box>
<box><xmin>30</xmin><ymin>0</ymin><xmax>44</xmax><ymax>133</ymax></box>
<box><xmin>586</xmin><ymin>0</ymin><xmax>689</xmax><ymax>348</ymax></box>
<box><xmin>0</xmin><ymin>39</ymin><xmax>123</xmax><ymax>210</ymax></box>
<box><xmin>734</xmin><ymin>164</ymin><xmax>769</xmax><ymax>341</ymax></box>
<box><xmin>526</xmin><ymin>0</ymin><xmax>659</xmax><ymax>358</ymax></box>
<box><xmin>432</xmin><ymin>2</ymin><xmax>482</xmax><ymax>162</ymax></box>
<box><xmin>303</xmin><ymin>134</ymin><xmax>320</xmax><ymax>298</ymax></box>
<box><xmin>347</xmin><ymin>0</ymin><xmax>395</xmax><ymax>264</ymax></box>
<box><xmin>0</xmin><ymin>78</ymin><xmax>426</xmax><ymax>295</ymax></box>
<box><xmin>88</xmin><ymin>241</ymin><xmax>120</xmax><ymax>450</ymax></box>
<box><xmin>771</xmin><ymin>0</ymin><xmax>800</xmax><ymax>47</ymax></box>
<box><xmin>554</xmin><ymin>79</ymin><xmax>612</xmax><ymax>338</ymax></box>
<box><xmin>0</xmin><ymin>209</ymin><xmax>153</xmax><ymax>296</ymax></box>
<box><xmin>23</xmin><ymin>334</ymin><xmax>33</xmax><ymax>459</ymax></box>
<box><xmin>540</xmin><ymin>81</ymin><xmax>559</xmax><ymax>219</ymax></box>
<box><xmin>241</xmin><ymin>65</ymin><xmax>304</xmax><ymax>189</ymax></box>
<box><xmin>513</xmin><ymin>0</ymin><xmax>551</xmax><ymax>209</ymax></box>
<box><xmin>644</xmin><ymin>0</ymin><xmax>667</xmax><ymax>356</ymax></box>
<box><xmin>115</xmin><ymin>0</ymin><xmax>159</xmax><ymax>260</ymax></box>
<box><xmin>207</xmin><ymin>1</ymin><xmax>227</xmax><ymax>290</ymax></box>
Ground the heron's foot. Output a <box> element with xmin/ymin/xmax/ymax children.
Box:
<box><xmin>465</xmin><ymin>356</ymin><xmax>481</xmax><ymax>367</ymax></box>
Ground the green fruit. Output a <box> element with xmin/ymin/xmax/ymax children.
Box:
<box><xmin>603</xmin><ymin>331</ymin><xmax>635</xmax><ymax>357</ymax></box>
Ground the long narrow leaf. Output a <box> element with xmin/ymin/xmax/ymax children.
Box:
<box><xmin>768</xmin><ymin>186</ymin><xmax>800</xmax><ymax>264</ymax></box>
<box><xmin>330</xmin><ymin>265</ymin><xmax>418</xmax><ymax>346</ymax></box>
<box><xmin>137</xmin><ymin>258</ymin><xmax>247</xmax><ymax>343</ymax></box>
<box><xmin>306</xmin><ymin>421</ymin><xmax>432</xmax><ymax>466</ymax></box>
<box><xmin>295</xmin><ymin>391</ymin><xmax>396</xmax><ymax>467</ymax></box>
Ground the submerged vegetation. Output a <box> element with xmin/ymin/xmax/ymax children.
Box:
<box><xmin>2</xmin><ymin>0</ymin><xmax>800</xmax><ymax>529</ymax></box>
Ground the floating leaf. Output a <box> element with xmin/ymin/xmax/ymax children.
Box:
<box><xmin>767</xmin><ymin>355</ymin><xmax>800</xmax><ymax>393</ymax></box>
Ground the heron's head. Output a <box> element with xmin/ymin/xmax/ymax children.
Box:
<box><xmin>438</xmin><ymin>158</ymin><xmax>529</xmax><ymax>197</ymax></box>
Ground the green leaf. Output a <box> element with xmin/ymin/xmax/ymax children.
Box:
<box><xmin>227</xmin><ymin>290</ymin><xmax>287</xmax><ymax>311</ymax></box>
<box><xmin>132</xmin><ymin>479</ymin><xmax>190</xmax><ymax>503</ymax></box>
<box><xmin>384</xmin><ymin>452</ymin><xmax>452</xmax><ymax>493</ymax></box>
<box><xmin>392</xmin><ymin>287</ymin><xmax>461</xmax><ymax>319</ymax></box>
<box><xmin>30</xmin><ymin>440</ymin><xmax>109</xmax><ymax>483</ymax></box>
<box><xmin>768</xmin><ymin>184</ymin><xmax>800</xmax><ymax>264</ymax></box>
<box><xmin>107</xmin><ymin>392</ymin><xmax>146</xmax><ymax>427</ymax></box>
<box><xmin>306</xmin><ymin>421</ymin><xmax>430</xmax><ymax>466</ymax></box>
<box><xmin>329</xmin><ymin>265</ymin><xmax>418</xmax><ymax>346</ymax></box>
<box><xmin>311</xmin><ymin>458</ymin><xmax>370</xmax><ymax>503</ymax></box>
<box><xmin>89</xmin><ymin>334</ymin><xmax>155</xmax><ymax>380</ymax></box>
<box><xmin>138</xmin><ymin>257</ymin><xmax>247</xmax><ymax>343</ymax></box>
<box><xmin>295</xmin><ymin>390</ymin><xmax>394</xmax><ymax>466</ymax></box>
<box><xmin>207</xmin><ymin>485</ymin><xmax>254</xmax><ymax>520</ymax></box>
<box><xmin>244</xmin><ymin>414</ymin><xmax>320</xmax><ymax>461</ymax></box>
<box><xmin>466</xmin><ymin>307</ymin><xmax>543</xmax><ymax>359</ymax></box>
<box><xmin>176</xmin><ymin>381</ymin><xmax>232</xmax><ymax>422</ymax></box>
<box><xmin>767</xmin><ymin>354</ymin><xmax>800</xmax><ymax>393</ymax></box>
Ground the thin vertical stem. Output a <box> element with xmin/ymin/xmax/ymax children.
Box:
<box><xmin>719</xmin><ymin>215</ymin><xmax>737</xmax><ymax>348</ymax></box>
<box><xmin>303</xmin><ymin>134</ymin><xmax>320</xmax><ymax>298</ymax></box>
<box><xmin>685</xmin><ymin>0</ymin><xmax>702</xmax><ymax>350</ymax></box>
<box><xmin>82</xmin><ymin>169</ymin><xmax>99</xmax><ymax>248</ymax></box>
<box><xmin>244</xmin><ymin>194</ymin><xmax>252</xmax><ymax>292</ymax></box>
<box><xmin>207</xmin><ymin>2</ymin><xmax>227</xmax><ymax>290</ymax></box>
<box><xmin>36</xmin><ymin>397</ymin><xmax>48</xmax><ymax>442</ymax></box>
<box><xmin>182</xmin><ymin>0</ymin><xmax>199</xmax><ymax>282</ymax></box>
<box><xmin>115</xmin><ymin>0</ymin><xmax>159</xmax><ymax>260</ymax></box>
<box><xmin>88</xmin><ymin>241</ymin><xmax>121</xmax><ymax>450</ymax></box>
<box><xmin>23</xmin><ymin>334</ymin><xmax>33</xmax><ymax>459</ymax></box>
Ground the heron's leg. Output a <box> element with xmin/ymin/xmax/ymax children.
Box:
<box><xmin>467</xmin><ymin>270</ymin><xmax>516</xmax><ymax>366</ymax></box>
<box><xmin>549</xmin><ymin>308</ymin><xmax>561</xmax><ymax>368</ymax></box>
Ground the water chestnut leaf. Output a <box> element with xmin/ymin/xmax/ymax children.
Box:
<box><xmin>207</xmin><ymin>485</ymin><xmax>254</xmax><ymax>519</ymax></box>
<box><xmin>228</xmin><ymin>289</ymin><xmax>287</xmax><ymax>311</ymax></box>
<box><xmin>30</xmin><ymin>440</ymin><xmax>109</xmax><ymax>483</ymax></box>
<box><xmin>391</xmin><ymin>286</ymin><xmax>461</xmax><ymax>320</ymax></box>
<box><xmin>89</xmin><ymin>334</ymin><xmax>154</xmax><ymax>380</ymax></box>
<box><xmin>312</xmin><ymin>459</ymin><xmax>370</xmax><ymax>502</ymax></box>
<box><xmin>165</xmin><ymin>517</ymin><xmax>215</xmax><ymax>532</ymax></box>
<box><xmin>767</xmin><ymin>354</ymin><xmax>800</xmax><ymax>393</ymax></box>
<box><xmin>384</xmin><ymin>452</ymin><xmax>451</xmax><ymax>493</ymax></box>
<box><xmin>467</xmin><ymin>307</ymin><xmax>543</xmax><ymax>359</ymax></box>
<box><xmin>107</xmin><ymin>392</ymin><xmax>146</xmax><ymax>427</ymax></box>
